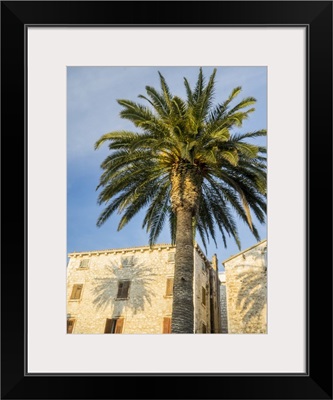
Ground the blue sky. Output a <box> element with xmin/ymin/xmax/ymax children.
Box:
<box><xmin>67</xmin><ymin>66</ymin><xmax>267</xmax><ymax>270</ymax></box>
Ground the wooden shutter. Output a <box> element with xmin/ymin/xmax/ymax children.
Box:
<box><xmin>115</xmin><ymin>318</ymin><xmax>124</xmax><ymax>333</ymax></box>
<box><xmin>104</xmin><ymin>318</ymin><xmax>112</xmax><ymax>333</ymax></box>
<box><xmin>67</xmin><ymin>319</ymin><xmax>75</xmax><ymax>333</ymax></box>
<box><xmin>70</xmin><ymin>284</ymin><xmax>83</xmax><ymax>299</ymax></box>
<box><xmin>165</xmin><ymin>278</ymin><xmax>173</xmax><ymax>296</ymax></box>
<box><xmin>163</xmin><ymin>317</ymin><xmax>171</xmax><ymax>333</ymax></box>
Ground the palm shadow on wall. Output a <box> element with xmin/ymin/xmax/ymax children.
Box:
<box><xmin>235</xmin><ymin>247</ymin><xmax>267</xmax><ymax>325</ymax></box>
<box><xmin>91</xmin><ymin>256</ymin><xmax>156</xmax><ymax>317</ymax></box>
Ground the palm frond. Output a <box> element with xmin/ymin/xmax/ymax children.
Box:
<box><xmin>95</xmin><ymin>67</ymin><xmax>266</xmax><ymax>251</ymax></box>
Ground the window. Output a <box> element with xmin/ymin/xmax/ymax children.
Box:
<box><xmin>70</xmin><ymin>284</ymin><xmax>83</xmax><ymax>300</ymax></box>
<box><xmin>263</xmin><ymin>246</ymin><xmax>267</xmax><ymax>267</ymax></box>
<box><xmin>168</xmin><ymin>252</ymin><xmax>175</xmax><ymax>263</ymax></box>
<box><xmin>163</xmin><ymin>317</ymin><xmax>171</xmax><ymax>333</ymax></box>
<box><xmin>165</xmin><ymin>277</ymin><xmax>174</xmax><ymax>297</ymax></box>
<box><xmin>121</xmin><ymin>256</ymin><xmax>133</xmax><ymax>267</ymax></box>
<box><xmin>104</xmin><ymin>318</ymin><xmax>124</xmax><ymax>334</ymax></box>
<box><xmin>201</xmin><ymin>286</ymin><xmax>206</xmax><ymax>306</ymax></box>
<box><xmin>202</xmin><ymin>323</ymin><xmax>207</xmax><ymax>333</ymax></box>
<box><xmin>116</xmin><ymin>280</ymin><xmax>130</xmax><ymax>299</ymax></box>
<box><xmin>201</xmin><ymin>260</ymin><xmax>206</xmax><ymax>272</ymax></box>
<box><xmin>79</xmin><ymin>259</ymin><xmax>89</xmax><ymax>268</ymax></box>
<box><xmin>67</xmin><ymin>318</ymin><xmax>75</xmax><ymax>333</ymax></box>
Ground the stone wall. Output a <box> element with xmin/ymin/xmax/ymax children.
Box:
<box><xmin>222</xmin><ymin>240</ymin><xmax>267</xmax><ymax>334</ymax></box>
<box><xmin>218</xmin><ymin>272</ymin><xmax>228</xmax><ymax>333</ymax></box>
<box><xmin>209</xmin><ymin>255</ymin><xmax>222</xmax><ymax>333</ymax></box>
<box><xmin>193</xmin><ymin>246</ymin><xmax>211</xmax><ymax>333</ymax></box>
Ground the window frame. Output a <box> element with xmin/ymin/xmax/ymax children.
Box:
<box><xmin>116</xmin><ymin>280</ymin><xmax>130</xmax><ymax>299</ymax></box>
<box><xmin>70</xmin><ymin>284</ymin><xmax>83</xmax><ymax>300</ymax></box>
<box><xmin>167</xmin><ymin>252</ymin><xmax>175</xmax><ymax>263</ymax></box>
<box><xmin>121</xmin><ymin>255</ymin><xmax>133</xmax><ymax>268</ymax></box>
<box><xmin>104</xmin><ymin>317</ymin><xmax>124</xmax><ymax>334</ymax></box>
<box><xmin>165</xmin><ymin>277</ymin><xmax>174</xmax><ymax>297</ymax></box>
<box><xmin>67</xmin><ymin>318</ymin><xmax>76</xmax><ymax>333</ymax></box>
<box><xmin>79</xmin><ymin>259</ymin><xmax>89</xmax><ymax>269</ymax></box>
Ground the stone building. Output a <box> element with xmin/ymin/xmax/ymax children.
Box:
<box><xmin>221</xmin><ymin>239</ymin><xmax>267</xmax><ymax>334</ymax></box>
<box><xmin>67</xmin><ymin>243</ymin><xmax>221</xmax><ymax>334</ymax></box>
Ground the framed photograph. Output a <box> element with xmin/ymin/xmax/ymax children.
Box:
<box><xmin>1</xmin><ymin>1</ymin><xmax>332</xmax><ymax>399</ymax></box>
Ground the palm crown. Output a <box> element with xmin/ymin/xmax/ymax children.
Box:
<box><xmin>95</xmin><ymin>68</ymin><xmax>266</xmax><ymax>253</ymax></box>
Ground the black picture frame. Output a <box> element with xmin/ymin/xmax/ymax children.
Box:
<box><xmin>1</xmin><ymin>1</ymin><xmax>332</xmax><ymax>399</ymax></box>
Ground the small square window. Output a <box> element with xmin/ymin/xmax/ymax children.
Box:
<box><xmin>121</xmin><ymin>256</ymin><xmax>133</xmax><ymax>267</ymax></box>
<box><xmin>79</xmin><ymin>259</ymin><xmax>89</xmax><ymax>268</ymax></box>
<box><xmin>168</xmin><ymin>252</ymin><xmax>175</xmax><ymax>263</ymax></box>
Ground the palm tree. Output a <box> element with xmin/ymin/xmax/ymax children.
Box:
<box><xmin>94</xmin><ymin>68</ymin><xmax>267</xmax><ymax>333</ymax></box>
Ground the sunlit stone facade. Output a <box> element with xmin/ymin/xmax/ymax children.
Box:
<box><xmin>221</xmin><ymin>239</ymin><xmax>267</xmax><ymax>334</ymax></box>
<box><xmin>67</xmin><ymin>243</ymin><xmax>221</xmax><ymax>334</ymax></box>
<box><xmin>67</xmin><ymin>240</ymin><xmax>267</xmax><ymax>334</ymax></box>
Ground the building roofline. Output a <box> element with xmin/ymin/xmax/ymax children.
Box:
<box><xmin>68</xmin><ymin>243</ymin><xmax>175</xmax><ymax>257</ymax></box>
<box><xmin>68</xmin><ymin>242</ymin><xmax>211</xmax><ymax>265</ymax></box>
<box><xmin>194</xmin><ymin>242</ymin><xmax>211</xmax><ymax>266</ymax></box>
<box><xmin>221</xmin><ymin>239</ymin><xmax>267</xmax><ymax>265</ymax></box>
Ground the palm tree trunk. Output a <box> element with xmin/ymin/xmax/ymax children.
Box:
<box><xmin>171</xmin><ymin>207</ymin><xmax>194</xmax><ymax>333</ymax></box>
